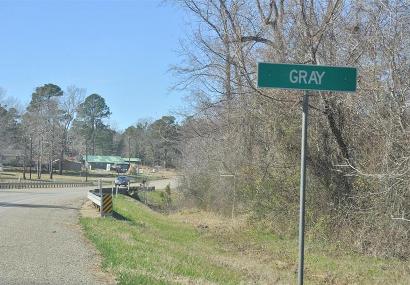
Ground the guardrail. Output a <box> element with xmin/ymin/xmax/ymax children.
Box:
<box><xmin>0</xmin><ymin>179</ymin><xmax>49</xmax><ymax>183</ymax></box>
<box><xmin>87</xmin><ymin>191</ymin><xmax>102</xmax><ymax>206</ymax></box>
<box><xmin>86</xmin><ymin>181</ymin><xmax>156</xmax><ymax>217</ymax></box>
<box><xmin>0</xmin><ymin>181</ymin><xmax>94</xmax><ymax>189</ymax></box>
<box><xmin>88</xmin><ymin>180</ymin><xmax>113</xmax><ymax>217</ymax></box>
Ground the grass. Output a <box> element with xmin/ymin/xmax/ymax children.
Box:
<box><xmin>81</xmin><ymin>195</ymin><xmax>410</xmax><ymax>284</ymax></box>
<box><xmin>81</xmin><ymin>196</ymin><xmax>244</xmax><ymax>284</ymax></box>
<box><xmin>137</xmin><ymin>190</ymin><xmax>183</xmax><ymax>211</ymax></box>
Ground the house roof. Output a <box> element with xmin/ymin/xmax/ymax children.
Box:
<box><xmin>84</xmin><ymin>155</ymin><xmax>141</xmax><ymax>164</ymax></box>
<box><xmin>85</xmin><ymin>155</ymin><xmax>124</xmax><ymax>164</ymax></box>
<box><xmin>121</xmin><ymin>157</ymin><xmax>141</xmax><ymax>163</ymax></box>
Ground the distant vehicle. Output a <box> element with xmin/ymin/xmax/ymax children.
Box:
<box><xmin>119</xmin><ymin>166</ymin><xmax>129</xmax><ymax>173</ymax></box>
<box><xmin>114</xmin><ymin>176</ymin><xmax>130</xmax><ymax>186</ymax></box>
<box><xmin>0</xmin><ymin>163</ymin><xmax>3</xmax><ymax>171</ymax></box>
<box><xmin>111</xmin><ymin>164</ymin><xmax>129</xmax><ymax>173</ymax></box>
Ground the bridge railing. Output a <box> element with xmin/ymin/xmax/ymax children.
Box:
<box><xmin>0</xmin><ymin>181</ymin><xmax>94</xmax><ymax>189</ymax></box>
<box><xmin>87</xmin><ymin>180</ymin><xmax>113</xmax><ymax>217</ymax></box>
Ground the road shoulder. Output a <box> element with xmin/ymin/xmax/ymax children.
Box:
<box><xmin>79</xmin><ymin>199</ymin><xmax>117</xmax><ymax>285</ymax></box>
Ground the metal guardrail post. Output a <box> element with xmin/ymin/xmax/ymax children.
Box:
<box><xmin>98</xmin><ymin>179</ymin><xmax>103</xmax><ymax>217</ymax></box>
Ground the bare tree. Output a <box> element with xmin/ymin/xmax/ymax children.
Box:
<box><xmin>58</xmin><ymin>86</ymin><xmax>85</xmax><ymax>174</ymax></box>
<box><xmin>174</xmin><ymin>0</ymin><xmax>410</xmax><ymax>257</ymax></box>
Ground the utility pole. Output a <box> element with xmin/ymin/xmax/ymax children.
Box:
<box><xmin>38</xmin><ymin>137</ymin><xmax>43</xmax><ymax>179</ymax></box>
<box><xmin>29</xmin><ymin>137</ymin><xmax>33</xmax><ymax>180</ymax></box>
<box><xmin>50</xmin><ymin>124</ymin><xmax>54</xmax><ymax>180</ymax></box>
<box><xmin>23</xmin><ymin>137</ymin><xmax>27</xmax><ymax>180</ymax></box>
<box><xmin>85</xmin><ymin>142</ymin><xmax>88</xmax><ymax>182</ymax></box>
<box><xmin>128</xmin><ymin>136</ymin><xmax>131</xmax><ymax>170</ymax></box>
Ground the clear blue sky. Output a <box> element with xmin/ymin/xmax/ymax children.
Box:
<box><xmin>0</xmin><ymin>0</ymin><xmax>188</xmax><ymax>130</ymax></box>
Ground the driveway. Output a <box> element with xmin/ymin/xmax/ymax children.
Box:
<box><xmin>146</xmin><ymin>176</ymin><xmax>180</xmax><ymax>190</ymax></box>
<box><xmin>0</xmin><ymin>187</ymin><xmax>115</xmax><ymax>285</ymax></box>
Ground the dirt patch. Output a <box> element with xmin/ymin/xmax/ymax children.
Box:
<box><xmin>170</xmin><ymin>209</ymin><xmax>249</xmax><ymax>234</ymax></box>
<box><xmin>148</xmin><ymin>169</ymin><xmax>178</xmax><ymax>179</ymax></box>
<box><xmin>80</xmin><ymin>200</ymin><xmax>101</xmax><ymax>218</ymax></box>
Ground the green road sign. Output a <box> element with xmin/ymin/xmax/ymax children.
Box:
<box><xmin>257</xmin><ymin>62</ymin><xmax>357</xmax><ymax>92</ymax></box>
<box><xmin>257</xmin><ymin>62</ymin><xmax>357</xmax><ymax>285</ymax></box>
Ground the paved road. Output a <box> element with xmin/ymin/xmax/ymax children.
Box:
<box><xmin>0</xmin><ymin>187</ymin><xmax>115</xmax><ymax>285</ymax></box>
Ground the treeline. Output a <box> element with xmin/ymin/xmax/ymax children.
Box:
<box><xmin>0</xmin><ymin>85</ymin><xmax>181</xmax><ymax>178</ymax></box>
<box><xmin>173</xmin><ymin>1</ymin><xmax>410</xmax><ymax>259</ymax></box>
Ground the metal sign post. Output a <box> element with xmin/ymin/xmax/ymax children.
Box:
<box><xmin>298</xmin><ymin>91</ymin><xmax>309</xmax><ymax>285</ymax></box>
<box><xmin>257</xmin><ymin>62</ymin><xmax>357</xmax><ymax>285</ymax></box>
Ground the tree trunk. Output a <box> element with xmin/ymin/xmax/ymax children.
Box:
<box><xmin>59</xmin><ymin>148</ymin><xmax>63</xmax><ymax>175</ymax></box>
<box><xmin>23</xmin><ymin>138</ymin><xmax>26</xmax><ymax>180</ymax></box>
<box><xmin>59</xmin><ymin>134</ymin><xmax>64</xmax><ymax>175</ymax></box>
<box><xmin>59</xmin><ymin>127</ymin><xmax>68</xmax><ymax>175</ymax></box>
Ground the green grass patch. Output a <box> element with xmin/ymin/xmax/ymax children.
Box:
<box><xmin>138</xmin><ymin>190</ymin><xmax>183</xmax><ymax>210</ymax></box>
<box><xmin>81</xmin><ymin>196</ymin><xmax>244</xmax><ymax>284</ymax></box>
<box><xmin>81</xmin><ymin>196</ymin><xmax>410</xmax><ymax>284</ymax></box>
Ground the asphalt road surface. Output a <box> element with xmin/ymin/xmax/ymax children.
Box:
<box><xmin>0</xmin><ymin>187</ymin><xmax>115</xmax><ymax>285</ymax></box>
